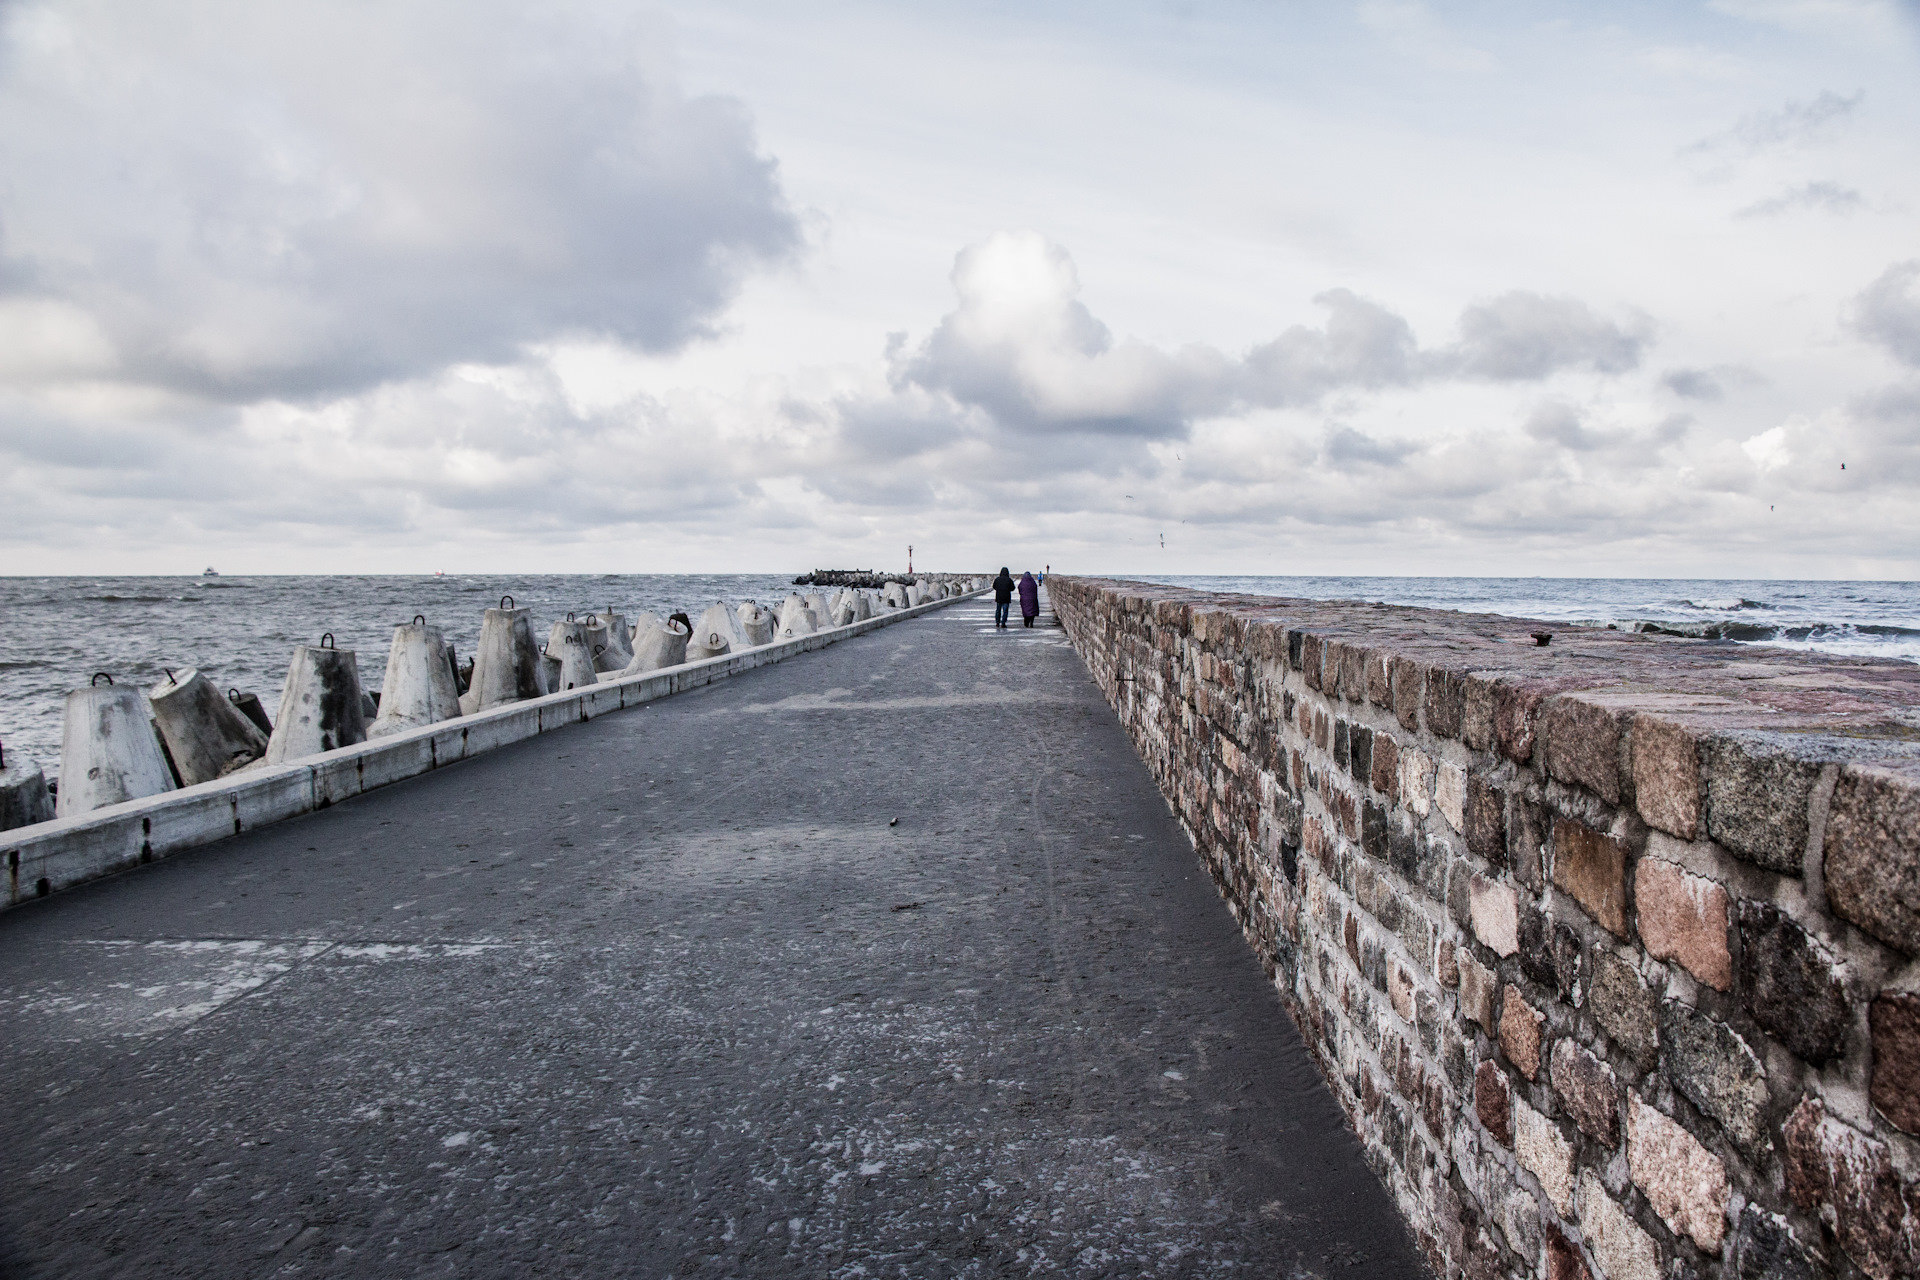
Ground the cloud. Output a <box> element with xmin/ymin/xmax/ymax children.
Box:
<box><xmin>1707</xmin><ymin>0</ymin><xmax>1910</xmax><ymax>35</ymax></box>
<box><xmin>1663</xmin><ymin>369</ymin><xmax>1724</xmax><ymax>400</ymax></box>
<box><xmin>1735</xmin><ymin>180</ymin><xmax>1865</xmax><ymax>218</ymax></box>
<box><xmin>1355</xmin><ymin>1</ymin><xmax>1495</xmax><ymax>72</ymax></box>
<box><xmin>1741</xmin><ymin>424</ymin><xmax>1792</xmax><ymax>471</ymax></box>
<box><xmin>1442</xmin><ymin>293</ymin><xmax>1651</xmax><ymax>380</ymax></box>
<box><xmin>1848</xmin><ymin>261</ymin><xmax>1920</xmax><ymax>368</ymax></box>
<box><xmin>1321</xmin><ymin>425</ymin><xmax>1416</xmax><ymax>470</ymax></box>
<box><xmin>1525</xmin><ymin>402</ymin><xmax>1607</xmax><ymax>451</ymax></box>
<box><xmin>1683</xmin><ymin>90</ymin><xmax>1863</xmax><ymax>164</ymax></box>
<box><xmin>884</xmin><ymin>232</ymin><xmax>1648</xmax><ymax>442</ymax></box>
<box><xmin>1241</xmin><ymin>290</ymin><xmax>1421</xmax><ymax>405</ymax></box>
<box><xmin>888</xmin><ymin>232</ymin><xmax>1233</xmax><ymax>439</ymax></box>
<box><xmin>0</xmin><ymin>0</ymin><xmax>799</xmax><ymax>403</ymax></box>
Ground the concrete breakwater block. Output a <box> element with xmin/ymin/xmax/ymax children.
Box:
<box><xmin>0</xmin><ymin>743</ymin><xmax>54</xmax><ymax>831</ymax></box>
<box><xmin>687</xmin><ymin>603</ymin><xmax>741</xmax><ymax>661</ymax></box>
<box><xmin>149</xmin><ymin>667</ymin><xmax>268</xmax><ymax>785</ymax></box>
<box><xmin>460</xmin><ymin>601</ymin><xmax>544</xmax><ymax>715</ymax></box>
<box><xmin>368</xmin><ymin>619</ymin><xmax>462</xmax><ymax>740</ymax></box>
<box><xmin>777</xmin><ymin>593</ymin><xmax>817</xmax><ymax>641</ymax></box>
<box><xmin>736</xmin><ymin>602</ymin><xmax>774</xmax><ymax>647</ymax></box>
<box><xmin>804</xmin><ymin>591</ymin><xmax>832</xmax><ymax>628</ymax></box>
<box><xmin>544</xmin><ymin>618</ymin><xmax>601</xmax><ymax>691</ymax></box>
<box><xmin>56</xmin><ymin>679</ymin><xmax>176</xmax><ymax>817</ymax></box>
<box><xmin>266</xmin><ymin>639</ymin><xmax>369</xmax><ymax>765</ymax></box>
<box><xmin>585</xmin><ymin>611</ymin><xmax>634</xmax><ymax>671</ymax></box>
<box><xmin>226</xmin><ymin>688</ymin><xmax>273</xmax><ymax>737</ymax></box>
<box><xmin>883</xmin><ymin>582</ymin><xmax>908</xmax><ymax>609</ymax></box>
<box><xmin>613</xmin><ymin>613</ymin><xmax>691</xmax><ymax>677</ymax></box>
<box><xmin>7</xmin><ymin>578</ymin><xmax>975</xmax><ymax>913</ymax></box>
<box><xmin>558</xmin><ymin>633</ymin><xmax>599</xmax><ymax>691</ymax></box>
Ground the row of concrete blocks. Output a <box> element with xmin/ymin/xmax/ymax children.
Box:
<box><xmin>0</xmin><ymin>577</ymin><xmax>989</xmax><ymax>835</ymax></box>
<box><xmin>0</xmin><ymin>586</ymin><xmax>981</xmax><ymax>911</ymax></box>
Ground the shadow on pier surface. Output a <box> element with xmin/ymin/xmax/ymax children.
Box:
<box><xmin>0</xmin><ymin>591</ymin><xmax>1425</xmax><ymax>1279</ymax></box>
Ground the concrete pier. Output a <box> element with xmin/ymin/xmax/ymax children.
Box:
<box><xmin>0</xmin><ymin>590</ymin><xmax>1419</xmax><ymax>1278</ymax></box>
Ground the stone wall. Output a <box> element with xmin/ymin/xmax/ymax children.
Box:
<box><xmin>1050</xmin><ymin>576</ymin><xmax>1920</xmax><ymax>1280</ymax></box>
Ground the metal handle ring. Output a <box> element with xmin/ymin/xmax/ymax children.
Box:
<box><xmin>91</xmin><ymin>672</ymin><xmax>113</xmax><ymax>686</ymax></box>
<box><xmin>320</xmin><ymin>632</ymin><xmax>336</xmax><ymax>649</ymax></box>
<box><xmin>500</xmin><ymin>595</ymin><xmax>515</xmax><ymax>610</ymax></box>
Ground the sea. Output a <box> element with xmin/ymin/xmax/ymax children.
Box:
<box><xmin>0</xmin><ymin>573</ymin><xmax>804</xmax><ymax>783</ymax></box>
<box><xmin>2</xmin><ymin>573</ymin><xmax>1916</xmax><ymax>782</ymax></box>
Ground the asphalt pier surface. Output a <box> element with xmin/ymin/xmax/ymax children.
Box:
<box><xmin>0</xmin><ymin>593</ymin><xmax>1425</xmax><ymax>1279</ymax></box>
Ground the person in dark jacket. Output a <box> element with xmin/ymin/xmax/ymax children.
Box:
<box><xmin>992</xmin><ymin>567</ymin><xmax>1015</xmax><ymax>628</ymax></box>
<box><xmin>1018</xmin><ymin>571</ymin><xmax>1039</xmax><ymax>627</ymax></box>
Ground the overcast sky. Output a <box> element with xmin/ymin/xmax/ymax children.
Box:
<box><xmin>2</xmin><ymin>0</ymin><xmax>1916</xmax><ymax>578</ymax></box>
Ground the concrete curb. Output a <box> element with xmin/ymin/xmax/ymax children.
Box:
<box><xmin>4</xmin><ymin>589</ymin><xmax>987</xmax><ymax>911</ymax></box>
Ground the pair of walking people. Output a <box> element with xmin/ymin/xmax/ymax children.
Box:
<box><xmin>992</xmin><ymin>567</ymin><xmax>1040</xmax><ymax>629</ymax></box>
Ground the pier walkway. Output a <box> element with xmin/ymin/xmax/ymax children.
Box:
<box><xmin>0</xmin><ymin>593</ymin><xmax>1424</xmax><ymax>1278</ymax></box>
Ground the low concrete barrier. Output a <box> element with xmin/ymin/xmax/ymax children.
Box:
<box><xmin>4</xmin><ymin>589</ymin><xmax>985</xmax><ymax>911</ymax></box>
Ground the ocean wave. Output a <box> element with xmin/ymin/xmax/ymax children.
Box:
<box><xmin>1672</xmin><ymin>597</ymin><xmax>1772</xmax><ymax>612</ymax></box>
<box><xmin>1633</xmin><ymin>619</ymin><xmax>1920</xmax><ymax>643</ymax></box>
<box><xmin>84</xmin><ymin>594</ymin><xmax>174</xmax><ymax>603</ymax></box>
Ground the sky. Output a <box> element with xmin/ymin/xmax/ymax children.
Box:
<box><xmin>1</xmin><ymin>0</ymin><xmax>1917</xmax><ymax>579</ymax></box>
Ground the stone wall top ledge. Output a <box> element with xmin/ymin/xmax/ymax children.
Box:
<box><xmin>1059</xmin><ymin>576</ymin><xmax>1920</xmax><ymax>753</ymax></box>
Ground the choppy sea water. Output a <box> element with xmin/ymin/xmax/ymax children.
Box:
<box><xmin>1137</xmin><ymin>576</ymin><xmax>1920</xmax><ymax>663</ymax></box>
<box><xmin>4</xmin><ymin>573</ymin><xmax>1915</xmax><ymax>783</ymax></box>
<box><xmin>0</xmin><ymin>573</ymin><xmax>805</xmax><ymax>780</ymax></box>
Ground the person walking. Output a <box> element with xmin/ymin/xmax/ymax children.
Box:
<box><xmin>992</xmin><ymin>567</ymin><xmax>1016</xmax><ymax>629</ymax></box>
<box><xmin>1018</xmin><ymin>571</ymin><xmax>1040</xmax><ymax>628</ymax></box>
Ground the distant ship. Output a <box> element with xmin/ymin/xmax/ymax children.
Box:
<box><xmin>203</xmin><ymin>567</ymin><xmax>219</xmax><ymax>576</ymax></box>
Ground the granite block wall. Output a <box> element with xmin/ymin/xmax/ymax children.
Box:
<box><xmin>1050</xmin><ymin>576</ymin><xmax>1920</xmax><ymax>1280</ymax></box>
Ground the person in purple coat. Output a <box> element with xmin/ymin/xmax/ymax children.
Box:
<box><xmin>1017</xmin><ymin>571</ymin><xmax>1040</xmax><ymax>628</ymax></box>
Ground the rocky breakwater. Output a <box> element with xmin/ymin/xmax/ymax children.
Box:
<box><xmin>1049</xmin><ymin>575</ymin><xmax>1920</xmax><ymax>1280</ymax></box>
